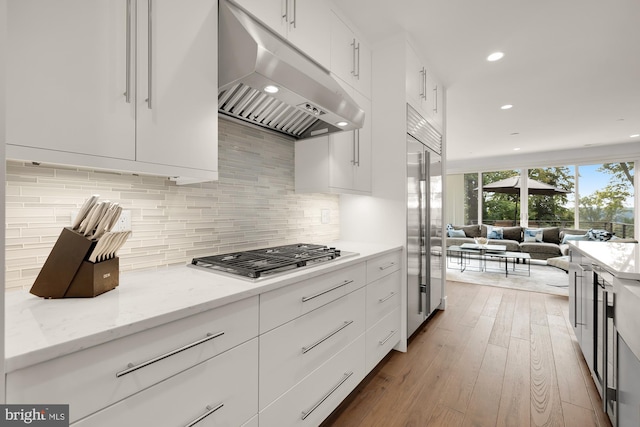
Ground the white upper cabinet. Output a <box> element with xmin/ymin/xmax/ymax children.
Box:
<box><xmin>135</xmin><ymin>0</ymin><xmax>218</xmax><ymax>173</ymax></box>
<box><xmin>295</xmin><ymin>81</ymin><xmax>371</xmax><ymax>195</ymax></box>
<box><xmin>406</xmin><ymin>43</ymin><xmax>443</xmax><ymax>131</ymax></box>
<box><xmin>329</xmin><ymin>11</ymin><xmax>371</xmax><ymax>99</ymax></box>
<box><xmin>7</xmin><ymin>0</ymin><xmax>135</xmax><ymax>160</ymax></box>
<box><xmin>6</xmin><ymin>0</ymin><xmax>218</xmax><ymax>184</ymax></box>
<box><xmin>234</xmin><ymin>0</ymin><xmax>331</xmax><ymax>69</ymax></box>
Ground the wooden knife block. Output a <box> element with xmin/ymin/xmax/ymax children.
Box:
<box><xmin>30</xmin><ymin>227</ymin><xmax>120</xmax><ymax>298</ymax></box>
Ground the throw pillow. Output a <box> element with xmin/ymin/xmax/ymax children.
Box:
<box><xmin>587</xmin><ymin>229</ymin><xmax>613</xmax><ymax>241</ymax></box>
<box><xmin>448</xmin><ymin>229</ymin><xmax>466</xmax><ymax>238</ymax></box>
<box><xmin>542</xmin><ymin>227</ymin><xmax>561</xmax><ymax>245</ymax></box>
<box><xmin>561</xmin><ymin>233</ymin><xmax>590</xmax><ymax>244</ymax></box>
<box><xmin>487</xmin><ymin>226</ymin><xmax>504</xmax><ymax>240</ymax></box>
<box><xmin>524</xmin><ymin>228</ymin><xmax>543</xmax><ymax>242</ymax></box>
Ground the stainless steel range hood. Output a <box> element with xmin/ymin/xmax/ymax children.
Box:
<box><xmin>218</xmin><ymin>0</ymin><xmax>364</xmax><ymax>139</ymax></box>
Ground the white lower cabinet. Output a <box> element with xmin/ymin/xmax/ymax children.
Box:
<box><xmin>260</xmin><ymin>287</ymin><xmax>366</xmax><ymax>408</ymax></box>
<box><xmin>366</xmin><ymin>270</ymin><xmax>401</xmax><ymax>326</ymax></box>
<box><xmin>618</xmin><ymin>335</ymin><xmax>640</xmax><ymax>427</ymax></box>
<box><xmin>6</xmin><ymin>297</ymin><xmax>259</xmax><ymax>424</ymax></box>
<box><xmin>259</xmin><ymin>334</ymin><xmax>366</xmax><ymax>427</ymax></box>
<box><xmin>6</xmin><ymin>251</ymin><xmax>403</xmax><ymax>427</ymax></box>
<box><xmin>72</xmin><ymin>339</ymin><xmax>258</xmax><ymax>426</ymax></box>
<box><xmin>260</xmin><ymin>262</ymin><xmax>366</xmax><ymax>334</ymax></box>
<box><xmin>366</xmin><ymin>308</ymin><xmax>401</xmax><ymax>372</ymax></box>
<box><xmin>259</xmin><ymin>250</ymin><xmax>402</xmax><ymax>425</ymax></box>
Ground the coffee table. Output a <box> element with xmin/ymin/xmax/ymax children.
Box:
<box><xmin>447</xmin><ymin>245</ymin><xmax>531</xmax><ymax>277</ymax></box>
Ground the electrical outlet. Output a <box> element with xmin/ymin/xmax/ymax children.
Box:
<box><xmin>113</xmin><ymin>210</ymin><xmax>132</xmax><ymax>231</ymax></box>
<box><xmin>321</xmin><ymin>209</ymin><xmax>330</xmax><ymax>224</ymax></box>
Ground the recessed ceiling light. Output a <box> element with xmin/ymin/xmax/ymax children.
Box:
<box><xmin>501</xmin><ymin>104</ymin><xmax>513</xmax><ymax>110</ymax></box>
<box><xmin>487</xmin><ymin>52</ymin><xmax>504</xmax><ymax>62</ymax></box>
<box><xmin>263</xmin><ymin>85</ymin><xmax>279</xmax><ymax>94</ymax></box>
<box><xmin>631</xmin><ymin>134</ymin><xmax>640</xmax><ymax>138</ymax></box>
<box><xmin>336</xmin><ymin>121</ymin><xmax>348</xmax><ymax>127</ymax></box>
<box><xmin>513</xmin><ymin>147</ymin><xmax>521</xmax><ymax>151</ymax></box>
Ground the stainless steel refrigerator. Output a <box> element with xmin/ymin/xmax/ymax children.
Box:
<box><xmin>407</xmin><ymin>105</ymin><xmax>443</xmax><ymax>337</ymax></box>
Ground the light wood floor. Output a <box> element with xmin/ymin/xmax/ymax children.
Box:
<box><xmin>322</xmin><ymin>281</ymin><xmax>613</xmax><ymax>427</ymax></box>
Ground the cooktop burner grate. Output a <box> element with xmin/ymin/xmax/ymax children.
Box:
<box><xmin>191</xmin><ymin>243</ymin><xmax>341</xmax><ymax>278</ymax></box>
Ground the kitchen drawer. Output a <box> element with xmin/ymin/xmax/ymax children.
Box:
<box><xmin>7</xmin><ymin>296</ymin><xmax>259</xmax><ymax>423</ymax></box>
<box><xmin>259</xmin><ymin>334</ymin><xmax>365</xmax><ymax>427</ymax></box>
<box><xmin>260</xmin><ymin>287</ymin><xmax>365</xmax><ymax>409</ymax></box>
<box><xmin>72</xmin><ymin>339</ymin><xmax>258</xmax><ymax>427</ymax></box>
<box><xmin>366</xmin><ymin>250</ymin><xmax>401</xmax><ymax>283</ymax></box>
<box><xmin>260</xmin><ymin>262</ymin><xmax>366</xmax><ymax>333</ymax></box>
<box><xmin>365</xmin><ymin>307</ymin><xmax>400</xmax><ymax>372</ymax></box>
<box><xmin>366</xmin><ymin>270</ymin><xmax>401</xmax><ymax>327</ymax></box>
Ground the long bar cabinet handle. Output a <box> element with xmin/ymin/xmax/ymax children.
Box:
<box><xmin>351</xmin><ymin>39</ymin><xmax>357</xmax><ymax>76</ymax></box>
<box><xmin>146</xmin><ymin>0</ymin><xmax>153</xmax><ymax>109</ymax></box>
<box><xmin>433</xmin><ymin>86</ymin><xmax>438</xmax><ymax>113</ymax></box>
<box><xmin>573</xmin><ymin>271</ymin><xmax>579</xmax><ymax>328</ymax></box>
<box><xmin>290</xmin><ymin>0</ymin><xmax>297</xmax><ymax>28</ymax></box>
<box><xmin>301</xmin><ymin>372</ymin><xmax>353</xmax><ymax>420</ymax></box>
<box><xmin>301</xmin><ymin>320</ymin><xmax>353</xmax><ymax>354</ymax></box>
<box><xmin>356</xmin><ymin>42</ymin><xmax>361</xmax><ymax>78</ymax></box>
<box><xmin>379</xmin><ymin>262</ymin><xmax>396</xmax><ymax>271</ymax></box>
<box><xmin>355</xmin><ymin>129</ymin><xmax>360</xmax><ymax>166</ymax></box>
<box><xmin>351</xmin><ymin>130</ymin><xmax>356</xmax><ymax>165</ymax></box>
<box><xmin>301</xmin><ymin>280</ymin><xmax>353</xmax><ymax>302</ymax></box>
<box><xmin>124</xmin><ymin>0</ymin><xmax>132</xmax><ymax>103</ymax></box>
<box><xmin>282</xmin><ymin>0</ymin><xmax>288</xmax><ymax>22</ymax></box>
<box><xmin>379</xmin><ymin>292</ymin><xmax>396</xmax><ymax>303</ymax></box>
<box><xmin>602</xmin><ymin>290</ymin><xmax>608</xmax><ymax>414</ymax></box>
<box><xmin>184</xmin><ymin>403</ymin><xmax>224</xmax><ymax>427</ymax></box>
<box><xmin>379</xmin><ymin>330</ymin><xmax>397</xmax><ymax>346</ymax></box>
<box><xmin>116</xmin><ymin>331</ymin><xmax>225</xmax><ymax>377</ymax></box>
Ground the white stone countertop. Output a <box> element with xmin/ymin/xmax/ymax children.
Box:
<box><xmin>569</xmin><ymin>240</ymin><xmax>640</xmax><ymax>280</ymax></box>
<box><xmin>5</xmin><ymin>241</ymin><xmax>402</xmax><ymax>373</ymax></box>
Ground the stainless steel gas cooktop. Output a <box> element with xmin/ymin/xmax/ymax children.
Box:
<box><xmin>191</xmin><ymin>243</ymin><xmax>350</xmax><ymax>279</ymax></box>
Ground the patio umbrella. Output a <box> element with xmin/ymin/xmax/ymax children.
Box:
<box><xmin>479</xmin><ymin>176</ymin><xmax>569</xmax><ymax>222</ymax></box>
<box><xmin>481</xmin><ymin>176</ymin><xmax>570</xmax><ymax>196</ymax></box>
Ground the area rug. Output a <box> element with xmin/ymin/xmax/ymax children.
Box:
<box><xmin>445</xmin><ymin>260</ymin><xmax>569</xmax><ymax>296</ymax></box>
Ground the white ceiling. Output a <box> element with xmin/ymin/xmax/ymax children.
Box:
<box><xmin>336</xmin><ymin>0</ymin><xmax>640</xmax><ymax>168</ymax></box>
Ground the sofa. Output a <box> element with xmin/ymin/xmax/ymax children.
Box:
<box><xmin>436</xmin><ymin>224</ymin><xmax>635</xmax><ymax>261</ymax></box>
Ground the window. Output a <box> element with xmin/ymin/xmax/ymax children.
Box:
<box><xmin>578</xmin><ymin>162</ymin><xmax>635</xmax><ymax>238</ymax></box>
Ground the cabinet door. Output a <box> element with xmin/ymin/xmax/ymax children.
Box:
<box><xmin>618</xmin><ymin>335</ymin><xmax>640</xmax><ymax>427</ymax></box>
<box><xmin>286</xmin><ymin>0</ymin><xmax>331</xmax><ymax>69</ymax></box>
<box><xmin>580</xmin><ymin>268</ymin><xmax>595</xmax><ymax>372</ymax></box>
<box><xmin>431</xmin><ymin>78</ymin><xmax>444</xmax><ymax>130</ymax></box>
<box><xmin>329</xmin><ymin>129</ymin><xmax>356</xmax><ymax>191</ymax></box>
<box><xmin>7</xmin><ymin>0</ymin><xmax>135</xmax><ymax>160</ymax></box>
<box><xmin>353</xmin><ymin>39</ymin><xmax>372</xmax><ymax>99</ymax></box>
<box><xmin>329</xmin><ymin>12</ymin><xmax>355</xmax><ymax>86</ymax></box>
<box><xmin>135</xmin><ymin>0</ymin><xmax>218</xmax><ymax>172</ymax></box>
<box><xmin>329</xmin><ymin>11</ymin><xmax>371</xmax><ymax>98</ymax></box>
<box><xmin>406</xmin><ymin>46</ymin><xmax>424</xmax><ymax>115</ymax></box>
<box><xmin>73</xmin><ymin>339</ymin><xmax>258</xmax><ymax>427</ymax></box>
<box><xmin>233</xmin><ymin>0</ymin><xmax>287</xmax><ymax>38</ymax></box>
<box><xmin>351</xmin><ymin>90</ymin><xmax>371</xmax><ymax>193</ymax></box>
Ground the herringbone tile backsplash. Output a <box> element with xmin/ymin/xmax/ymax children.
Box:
<box><xmin>5</xmin><ymin>119</ymin><xmax>340</xmax><ymax>290</ymax></box>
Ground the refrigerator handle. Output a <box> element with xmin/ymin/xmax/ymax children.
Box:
<box><xmin>417</xmin><ymin>151</ymin><xmax>424</xmax><ymax>315</ymax></box>
<box><xmin>421</xmin><ymin>150</ymin><xmax>430</xmax><ymax>314</ymax></box>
